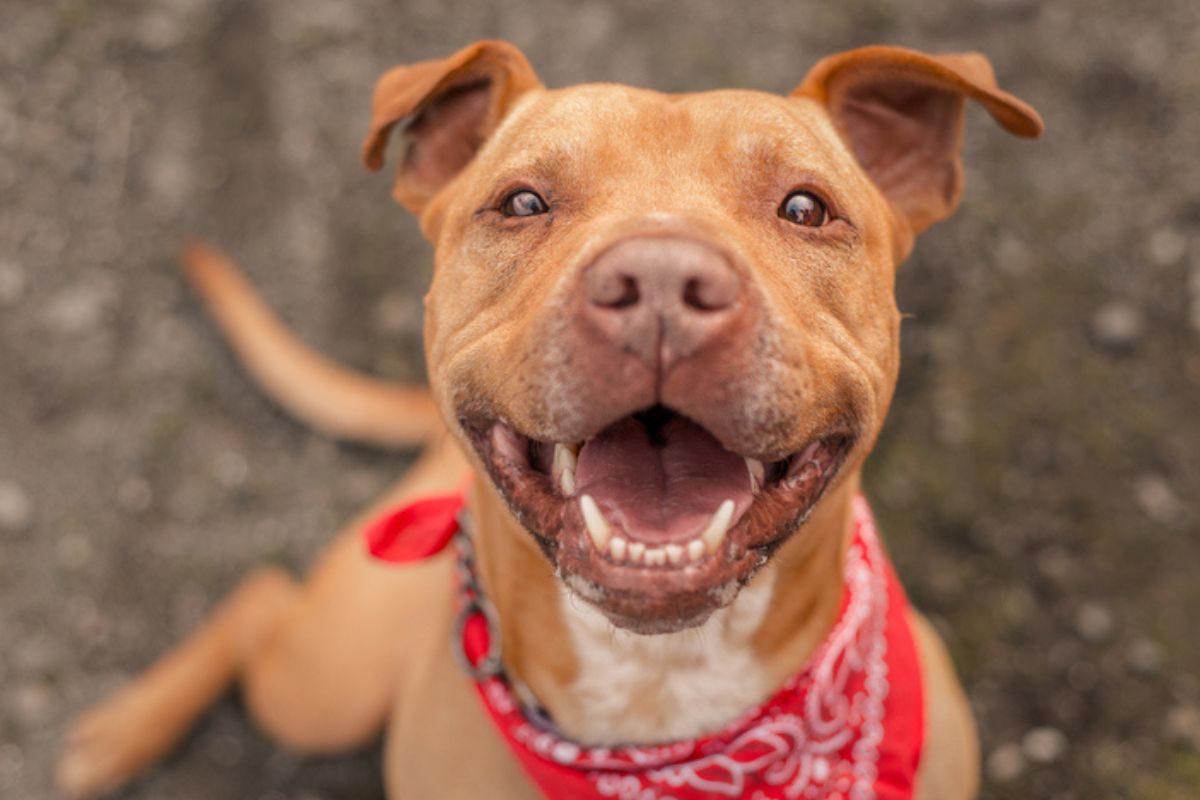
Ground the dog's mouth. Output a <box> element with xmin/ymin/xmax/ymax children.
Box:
<box><xmin>462</xmin><ymin>405</ymin><xmax>853</xmax><ymax>633</ymax></box>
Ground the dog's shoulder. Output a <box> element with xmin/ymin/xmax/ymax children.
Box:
<box><xmin>908</xmin><ymin>610</ymin><xmax>981</xmax><ymax>800</ymax></box>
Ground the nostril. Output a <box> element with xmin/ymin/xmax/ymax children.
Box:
<box><xmin>593</xmin><ymin>274</ymin><xmax>640</xmax><ymax>309</ymax></box>
<box><xmin>682</xmin><ymin>276</ymin><xmax>735</xmax><ymax>312</ymax></box>
<box><xmin>612</xmin><ymin>276</ymin><xmax>639</xmax><ymax>309</ymax></box>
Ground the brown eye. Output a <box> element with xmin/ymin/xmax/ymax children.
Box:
<box><xmin>779</xmin><ymin>190</ymin><xmax>828</xmax><ymax>227</ymax></box>
<box><xmin>501</xmin><ymin>189</ymin><xmax>549</xmax><ymax>217</ymax></box>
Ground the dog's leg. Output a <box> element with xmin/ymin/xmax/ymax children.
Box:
<box><xmin>57</xmin><ymin>565</ymin><xmax>299</xmax><ymax>798</ymax></box>
<box><xmin>58</xmin><ymin>436</ymin><xmax>468</xmax><ymax>798</ymax></box>
<box><xmin>910</xmin><ymin>611</ymin><xmax>981</xmax><ymax>800</ymax></box>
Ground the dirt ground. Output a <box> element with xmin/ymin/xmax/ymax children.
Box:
<box><xmin>2</xmin><ymin>1</ymin><xmax>1198</xmax><ymax>798</ymax></box>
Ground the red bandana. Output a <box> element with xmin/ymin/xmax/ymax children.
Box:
<box><xmin>366</xmin><ymin>494</ymin><xmax>924</xmax><ymax>799</ymax></box>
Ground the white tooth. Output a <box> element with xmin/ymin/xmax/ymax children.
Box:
<box><xmin>559</xmin><ymin>466</ymin><xmax>576</xmax><ymax>495</ymax></box>
<box><xmin>701</xmin><ymin>499</ymin><xmax>736</xmax><ymax>554</ymax></box>
<box><xmin>665</xmin><ymin>544</ymin><xmax>684</xmax><ymax>565</ymax></box>
<box><xmin>686</xmin><ymin>539</ymin><xmax>705</xmax><ymax>561</ymax></box>
<box><xmin>554</xmin><ymin>444</ymin><xmax>578</xmax><ymax>496</ymax></box>
<box><xmin>580</xmin><ymin>495</ymin><xmax>611</xmax><ymax>552</ymax></box>
<box><xmin>645</xmin><ymin>547</ymin><xmax>666</xmax><ymax>566</ymax></box>
<box><xmin>745</xmin><ymin>457</ymin><xmax>765</xmax><ymax>493</ymax></box>
<box><xmin>609</xmin><ymin>536</ymin><xmax>627</xmax><ymax>561</ymax></box>
<box><xmin>628</xmin><ymin>542</ymin><xmax>646</xmax><ymax>563</ymax></box>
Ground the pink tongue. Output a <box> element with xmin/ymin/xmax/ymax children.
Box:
<box><xmin>574</xmin><ymin>414</ymin><xmax>752</xmax><ymax>543</ymax></box>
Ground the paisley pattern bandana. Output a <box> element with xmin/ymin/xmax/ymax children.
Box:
<box><xmin>366</xmin><ymin>494</ymin><xmax>924</xmax><ymax>799</ymax></box>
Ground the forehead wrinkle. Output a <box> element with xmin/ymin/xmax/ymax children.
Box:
<box><xmin>718</xmin><ymin>103</ymin><xmax>855</xmax><ymax>180</ymax></box>
<box><xmin>487</xmin><ymin>146</ymin><xmax>582</xmax><ymax>185</ymax></box>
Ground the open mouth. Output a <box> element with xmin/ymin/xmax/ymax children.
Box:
<box><xmin>463</xmin><ymin>405</ymin><xmax>853</xmax><ymax>633</ymax></box>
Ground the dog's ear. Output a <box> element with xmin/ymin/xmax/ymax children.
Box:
<box><xmin>794</xmin><ymin>46</ymin><xmax>1043</xmax><ymax>240</ymax></box>
<box><xmin>362</xmin><ymin>40</ymin><xmax>541</xmax><ymax>213</ymax></box>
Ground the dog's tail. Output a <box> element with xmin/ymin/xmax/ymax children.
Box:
<box><xmin>180</xmin><ymin>241</ymin><xmax>442</xmax><ymax>448</ymax></box>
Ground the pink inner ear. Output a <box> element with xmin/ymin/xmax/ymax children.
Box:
<box><xmin>834</xmin><ymin>78</ymin><xmax>966</xmax><ymax>232</ymax></box>
<box><xmin>403</xmin><ymin>79</ymin><xmax>494</xmax><ymax>199</ymax></box>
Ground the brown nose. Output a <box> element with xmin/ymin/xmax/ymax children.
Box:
<box><xmin>582</xmin><ymin>237</ymin><xmax>741</xmax><ymax>370</ymax></box>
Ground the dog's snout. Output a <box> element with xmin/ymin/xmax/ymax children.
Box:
<box><xmin>581</xmin><ymin>237</ymin><xmax>743</xmax><ymax>371</ymax></box>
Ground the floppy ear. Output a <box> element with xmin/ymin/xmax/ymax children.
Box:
<box><xmin>794</xmin><ymin>45</ymin><xmax>1043</xmax><ymax>239</ymax></box>
<box><xmin>361</xmin><ymin>40</ymin><xmax>542</xmax><ymax>213</ymax></box>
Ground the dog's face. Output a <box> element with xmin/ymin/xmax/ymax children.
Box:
<box><xmin>427</xmin><ymin>86</ymin><xmax>897</xmax><ymax>632</ymax></box>
<box><xmin>364</xmin><ymin>42</ymin><xmax>1041</xmax><ymax>633</ymax></box>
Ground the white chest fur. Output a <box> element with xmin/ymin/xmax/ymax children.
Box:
<box><xmin>554</xmin><ymin>571</ymin><xmax>775</xmax><ymax>745</ymax></box>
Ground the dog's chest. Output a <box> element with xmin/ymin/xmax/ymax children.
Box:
<box><xmin>553</xmin><ymin>573</ymin><xmax>775</xmax><ymax>745</ymax></box>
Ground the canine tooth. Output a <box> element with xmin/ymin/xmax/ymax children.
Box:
<box><xmin>609</xmin><ymin>536</ymin><xmax>627</xmax><ymax>561</ymax></box>
<box><xmin>558</xmin><ymin>466</ymin><xmax>576</xmax><ymax>495</ymax></box>
<box><xmin>701</xmin><ymin>499</ymin><xmax>736</xmax><ymax>554</ymax></box>
<box><xmin>645</xmin><ymin>547</ymin><xmax>666</xmax><ymax>566</ymax></box>
<box><xmin>665</xmin><ymin>543</ymin><xmax>684</xmax><ymax>565</ymax></box>
<box><xmin>746</xmin><ymin>457</ymin><xmax>765</xmax><ymax>493</ymax></box>
<box><xmin>628</xmin><ymin>542</ymin><xmax>646</xmax><ymax>563</ymax></box>
<box><xmin>580</xmin><ymin>495</ymin><xmax>611</xmax><ymax>552</ymax></box>
<box><xmin>554</xmin><ymin>444</ymin><xmax>578</xmax><ymax>496</ymax></box>
<box><xmin>686</xmin><ymin>539</ymin><xmax>705</xmax><ymax>561</ymax></box>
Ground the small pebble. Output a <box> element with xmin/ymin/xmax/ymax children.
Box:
<box><xmin>986</xmin><ymin>742</ymin><xmax>1026</xmax><ymax>782</ymax></box>
<box><xmin>41</xmin><ymin>282</ymin><xmax>112</xmax><ymax>337</ymax></box>
<box><xmin>1035</xmin><ymin>546</ymin><xmax>1076</xmax><ymax>583</ymax></box>
<box><xmin>1022</xmin><ymin>726</ymin><xmax>1068</xmax><ymax>764</ymax></box>
<box><xmin>0</xmin><ymin>480</ymin><xmax>33</xmax><ymax>532</ymax></box>
<box><xmin>1166</xmin><ymin>705</ymin><xmax>1200</xmax><ymax>751</ymax></box>
<box><xmin>9</xmin><ymin>681</ymin><xmax>54</xmax><ymax>726</ymax></box>
<box><xmin>136</xmin><ymin>8</ymin><xmax>190</xmax><ymax>52</ymax></box>
<box><xmin>1148</xmin><ymin>227</ymin><xmax>1187</xmax><ymax>266</ymax></box>
<box><xmin>1126</xmin><ymin>637</ymin><xmax>1165</xmax><ymax>676</ymax></box>
<box><xmin>1075</xmin><ymin>602</ymin><xmax>1113</xmax><ymax>643</ymax></box>
<box><xmin>214</xmin><ymin>450</ymin><xmax>249</xmax><ymax>489</ymax></box>
<box><xmin>1134</xmin><ymin>474</ymin><xmax>1184</xmax><ymax>526</ymax></box>
<box><xmin>1090</xmin><ymin>302</ymin><xmax>1143</xmax><ymax>350</ymax></box>
<box><xmin>42</xmin><ymin>281</ymin><xmax>114</xmax><ymax>335</ymax></box>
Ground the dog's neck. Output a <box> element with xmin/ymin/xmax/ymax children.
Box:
<box><xmin>467</xmin><ymin>476</ymin><xmax>856</xmax><ymax>745</ymax></box>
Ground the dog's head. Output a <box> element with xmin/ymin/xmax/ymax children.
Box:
<box><xmin>363</xmin><ymin>41</ymin><xmax>1041</xmax><ymax>633</ymax></box>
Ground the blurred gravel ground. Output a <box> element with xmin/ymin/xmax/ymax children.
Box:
<box><xmin>2</xmin><ymin>1</ymin><xmax>1198</xmax><ymax>798</ymax></box>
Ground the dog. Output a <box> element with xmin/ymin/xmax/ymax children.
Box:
<box><xmin>57</xmin><ymin>40</ymin><xmax>1041</xmax><ymax>799</ymax></box>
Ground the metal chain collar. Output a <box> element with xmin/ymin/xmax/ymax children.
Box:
<box><xmin>450</xmin><ymin>508</ymin><xmax>504</xmax><ymax>681</ymax></box>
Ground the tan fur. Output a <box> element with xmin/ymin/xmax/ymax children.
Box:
<box><xmin>910</xmin><ymin>612</ymin><xmax>982</xmax><ymax>800</ymax></box>
<box><xmin>59</xmin><ymin>42</ymin><xmax>1040</xmax><ymax>799</ymax></box>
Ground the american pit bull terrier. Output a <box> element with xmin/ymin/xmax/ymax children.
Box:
<box><xmin>57</xmin><ymin>41</ymin><xmax>1042</xmax><ymax>799</ymax></box>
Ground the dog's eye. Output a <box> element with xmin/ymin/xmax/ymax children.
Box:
<box><xmin>501</xmin><ymin>189</ymin><xmax>549</xmax><ymax>218</ymax></box>
<box><xmin>779</xmin><ymin>190</ymin><xmax>828</xmax><ymax>227</ymax></box>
